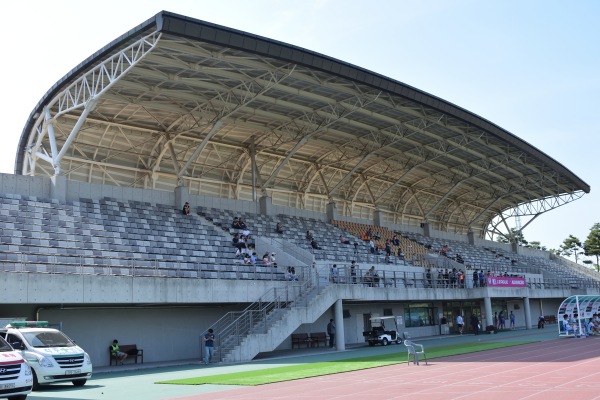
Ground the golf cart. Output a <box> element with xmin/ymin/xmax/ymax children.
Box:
<box><xmin>363</xmin><ymin>316</ymin><xmax>403</xmax><ymax>346</ymax></box>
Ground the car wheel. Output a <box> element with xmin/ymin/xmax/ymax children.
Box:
<box><xmin>396</xmin><ymin>339</ymin><xmax>402</xmax><ymax>344</ymax></box>
<box><xmin>32</xmin><ymin>370</ymin><xmax>40</xmax><ymax>391</ymax></box>
<box><xmin>382</xmin><ymin>338</ymin><xmax>389</xmax><ymax>346</ymax></box>
<box><xmin>72</xmin><ymin>379</ymin><xmax>87</xmax><ymax>387</ymax></box>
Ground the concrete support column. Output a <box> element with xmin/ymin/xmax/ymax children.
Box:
<box><xmin>511</xmin><ymin>241</ymin><xmax>519</xmax><ymax>254</ymax></box>
<box><xmin>259</xmin><ymin>196</ymin><xmax>272</xmax><ymax>216</ymax></box>
<box><xmin>373</xmin><ymin>209</ymin><xmax>382</xmax><ymax>226</ymax></box>
<box><xmin>524</xmin><ymin>297</ymin><xmax>532</xmax><ymax>329</ymax></box>
<box><xmin>484</xmin><ymin>296</ymin><xmax>493</xmax><ymax>328</ymax></box>
<box><xmin>421</xmin><ymin>222</ymin><xmax>430</xmax><ymax>237</ymax></box>
<box><xmin>174</xmin><ymin>186</ymin><xmax>189</xmax><ymax>212</ymax></box>
<box><xmin>334</xmin><ymin>299</ymin><xmax>345</xmax><ymax>351</ymax></box>
<box><xmin>467</xmin><ymin>230</ymin><xmax>475</xmax><ymax>245</ymax></box>
<box><xmin>50</xmin><ymin>175</ymin><xmax>68</xmax><ymax>203</ymax></box>
<box><xmin>326</xmin><ymin>201</ymin><xmax>337</xmax><ymax>222</ymax></box>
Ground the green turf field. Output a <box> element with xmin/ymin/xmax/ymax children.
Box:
<box><xmin>158</xmin><ymin>341</ymin><xmax>532</xmax><ymax>386</ymax></box>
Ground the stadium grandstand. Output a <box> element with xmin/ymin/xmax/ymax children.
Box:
<box><xmin>1</xmin><ymin>11</ymin><xmax>598</xmax><ymax>367</ymax></box>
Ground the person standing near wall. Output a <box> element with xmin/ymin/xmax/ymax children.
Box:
<box><xmin>203</xmin><ymin>328</ymin><xmax>215</xmax><ymax>365</ymax></box>
<box><xmin>327</xmin><ymin>319</ymin><xmax>336</xmax><ymax>348</ymax></box>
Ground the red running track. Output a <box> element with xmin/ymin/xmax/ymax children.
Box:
<box><xmin>171</xmin><ymin>338</ymin><xmax>600</xmax><ymax>400</ymax></box>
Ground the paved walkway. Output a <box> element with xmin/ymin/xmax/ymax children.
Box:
<box><xmin>28</xmin><ymin>327</ymin><xmax>560</xmax><ymax>400</ymax></box>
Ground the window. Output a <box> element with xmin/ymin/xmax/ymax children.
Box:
<box><xmin>405</xmin><ymin>303</ymin><xmax>435</xmax><ymax>327</ymax></box>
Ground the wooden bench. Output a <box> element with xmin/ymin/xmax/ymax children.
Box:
<box><xmin>309</xmin><ymin>332</ymin><xmax>327</xmax><ymax>347</ymax></box>
<box><xmin>291</xmin><ymin>333</ymin><xmax>310</xmax><ymax>348</ymax></box>
<box><xmin>109</xmin><ymin>344</ymin><xmax>144</xmax><ymax>365</ymax></box>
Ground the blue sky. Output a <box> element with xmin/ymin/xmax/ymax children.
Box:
<box><xmin>0</xmin><ymin>0</ymin><xmax>598</xmax><ymax>256</ymax></box>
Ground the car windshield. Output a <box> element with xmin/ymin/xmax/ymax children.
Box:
<box><xmin>0</xmin><ymin>337</ymin><xmax>13</xmax><ymax>352</ymax></box>
<box><xmin>22</xmin><ymin>331</ymin><xmax>75</xmax><ymax>348</ymax></box>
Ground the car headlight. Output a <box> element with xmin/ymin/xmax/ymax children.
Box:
<box><xmin>84</xmin><ymin>353</ymin><xmax>92</xmax><ymax>365</ymax></box>
<box><xmin>23</xmin><ymin>364</ymin><xmax>32</xmax><ymax>376</ymax></box>
<box><xmin>38</xmin><ymin>356</ymin><xmax>54</xmax><ymax>368</ymax></box>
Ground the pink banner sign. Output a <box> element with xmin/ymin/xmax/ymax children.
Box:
<box><xmin>486</xmin><ymin>276</ymin><xmax>526</xmax><ymax>287</ymax></box>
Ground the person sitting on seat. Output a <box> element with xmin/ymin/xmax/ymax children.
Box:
<box><xmin>562</xmin><ymin>314</ymin><xmax>579</xmax><ymax>335</ymax></box>
<box><xmin>275</xmin><ymin>222</ymin><xmax>284</xmax><ymax>234</ymax></box>
<box><xmin>311</xmin><ymin>239</ymin><xmax>322</xmax><ymax>250</ymax></box>
<box><xmin>262</xmin><ymin>252</ymin><xmax>271</xmax><ymax>267</ymax></box>
<box><xmin>232</xmin><ymin>217</ymin><xmax>241</xmax><ymax>229</ymax></box>
<box><xmin>306</xmin><ymin>230</ymin><xmax>314</xmax><ymax>241</ymax></box>
<box><xmin>339</xmin><ymin>235</ymin><xmax>351</xmax><ymax>245</ymax></box>
<box><xmin>111</xmin><ymin>339</ymin><xmax>128</xmax><ymax>365</ymax></box>
<box><xmin>182</xmin><ymin>202</ymin><xmax>191</xmax><ymax>215</ymax></box>
<box><xmin>456</xmin><ymin>254</ymin><xmax>464</xmax><ymax>264</ymax></box>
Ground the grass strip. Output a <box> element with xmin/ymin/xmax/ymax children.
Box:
<box><xmin>157</xmin><ymin>341</ymin><xmax>532</xmax><ymax>386</ymax></box>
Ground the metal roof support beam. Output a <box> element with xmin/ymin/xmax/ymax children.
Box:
<box><xmin>177</xmin><ymin>120</ymin><xmax>224</xmax><ymax>181</ymax></box>
<box><xmin>330</xmin><ymin>153</ymin><xmax>371</xmax><ymax>195</ymax></box>
<box><xmin>54</xmin><ymin>98</ymin><xmax>98</xmax><ymax>175</ymax></box>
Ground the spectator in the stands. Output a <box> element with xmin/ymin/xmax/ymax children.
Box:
<box><xmin>182</xmin><ymin>202</ymin><xmax>191</xmax><ymax>215</ymax></box>
<box><xmin>269</xmin><ymin>252</ymin><xmax>277</xmax><ymax>268</ymax></box>
<box><xmin>306</xmin><ymin>230</ymin><xmax>314</xmax><ymax>241</ymax></box>
<box><xmin>232</xmin><ymin>217</ymin><xmax>241</xmax><ymax>229</ymax></box>
<box><xmin>262</xmin><ymin>252</ymin><xmax>271</xmax><ymax>267</ymax></box>
<box><xmin>365</xmin><ymin>228</ymin><xmax>372</xmax><ymax>239</ymax></box>
<box><xmin>472</xmin><ymin>270</ymin><xmax>479</xmax><ymax>287</ymax></box>
<box><xmin>373</xmin><ymin>231</ymin><xmax>381</xmax><ymax>240</ymax></box>
<box><xmin>369</xmin><ymin>239</ymin><xmax>376</xmax><ymax>254</ymax></box>
<box><xmin>339</xmin><ymin>235</ymin><xmax>351</xmax><ymax>245</ymax></box>
<box><xmin>250</xmin><ymin>252</ymin><xmax>257</xmax><ymax>265</ymax></box>
<box><xmin>243</xmin><ymin>254</ymin><xmax>252</xmax><ymax>265</ymax></box>
<box><xmin>392</xmin><ymin>235</ymin><xmax>400</xmax><ymax>246</ymax></box>
<box><xmin>397</xmin><ymin>247</ymin><xmax>405</xmax><ymax>259</ymax></box>
<box><xmin>385</xmin><ymin>240</ymin><xmax>391</xmax><ymax>257</ymax></box>
<box><xmin>275</xmin><ymin>222</ymin><xmax>284</xmax><ymax>234</ymax></box>
<box><xmin>440</xmin><ymin>245</ymin><xmax>449</xmax><ymax>257</ymax></box>
<box><xmin>311</xmin><ymin>239</ymin><xmax>322</xmax><ymax>250</ymax></box>
<box><xmin>456</xmin><ymin>254</ymin><xmax>464</xmax><ymax>264</ymax></box>
<box><xmin>331</xmin><ymin>264</ymin><xmax>339</xmax><ymax>283</ymax></box>
<box><xmin>478</xmin><ymin>269</ymin><xmax>485</xmax><ymax>287</ymax></box>
<box><xmin>286</xmin><ymin>266</ymin><xmax>298</xmax><ymax>281</ymax></box>
<box><xmin>232</xmin><ymin>233</ymin><xmax>246</xmax><ymax>250</ymax></box>
<box><xmin>238</xmin><ymin>217</ymin><xmax>248</xmax><ymax>230</ymax></box>
<box><xmin>242</xmin><ymin>227</ymin><xmax>251</xmax><ymax>240</ymax></box>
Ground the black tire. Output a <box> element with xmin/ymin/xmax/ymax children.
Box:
<box><xmin>31</xmin><ymin>370</ymin><xmax>40</xmax><ymax>391</ymax></box>
<box><xmin>396</xmin><ymin>339</ymin><xmax>402</xmax><ymax>344</ymax></box>
<box><xmin>72</xmin><ymin>379</ymin><xmax>87</xmax><ymax>387</ymax></box>
<box><xmin>382</xmin><ymin>338</ymin><xmax>389</xmax><ymax>346</ymax></box>
<box><xmin>7</xmin><ymin>395</ymin><xmax>27</xmax><ymax>400</ymax></box>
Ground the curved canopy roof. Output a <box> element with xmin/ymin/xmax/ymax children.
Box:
<box><xmin>15</xmin><ymin>11</ymin><xmax>589</xmax><ymax>237</ymax></box>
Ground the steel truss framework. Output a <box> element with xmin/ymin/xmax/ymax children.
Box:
<box><xmin>15</xmin><ymin>12</ymin><xmax>589</xmax><ymax>239</ymax></box>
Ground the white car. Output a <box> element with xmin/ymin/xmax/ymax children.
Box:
<box><xmin>0</xmin><ymin>335</ymin><xmax>32</xmax><ymax>400</ymax></box>
<box><xmin>0</xmin><ymin>322</ymin><xmax>92</xmax><ymax>390</ymax></box>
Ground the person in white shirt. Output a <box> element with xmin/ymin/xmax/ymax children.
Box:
<box><xmin>456</xmin><ymin>314</ymin><xmax>464</xmax><ymax>335</ymax></box>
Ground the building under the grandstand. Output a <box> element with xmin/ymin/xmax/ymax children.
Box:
<box><xmin>1</xmin><ymin>11</ymin><xmax>597</xmax><ymax>367</ymax></box>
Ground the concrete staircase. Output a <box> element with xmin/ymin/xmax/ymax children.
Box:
<box><xmin>205</xmin><ymin>267</ymin><xmax>337</xmax><ymax>363</ymax></box>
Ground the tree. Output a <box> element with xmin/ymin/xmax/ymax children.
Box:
<box><xmin>583</xmin><ymin>223</ymin><xmax>600</xmax><ymax>272</ymax></box>
<box><xmin>560</xmin><ymin>235</ymin><xmax>583</xmax><ymax>264</ymax></box>
<box><xmin>526</xmin><ymin>241</ymin><xmax>547</xmax><ymax>251</ymax></box>
<box><xmin>496</xmin><ymin>228</ymin><xmax>528</xmax><ymax>246</ymax></box>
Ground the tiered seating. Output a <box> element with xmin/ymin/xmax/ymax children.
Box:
<box><xmin>332</xmin><ymin>220</ymin><xmax>429</xmax><ymax>265</ymax></box>
<box><xmin>0</xmin><ymin>194</ymin><xmax>284</xmax><ymax>280</ymax></box>
<box><xmin>402</xmin><ymin>231</ymin><xmax>599</xmax><ymax>286</ymax></box>
<box><xmin>198</xmin><ymin>207</ymin><xmax>379</xmax><ymax>262</ymax></box>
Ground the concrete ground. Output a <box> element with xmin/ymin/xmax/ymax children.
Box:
<box><xmin>27</xmin><ymin>326</ymin><xmax>560</xmax><ymax>400</ymax></box>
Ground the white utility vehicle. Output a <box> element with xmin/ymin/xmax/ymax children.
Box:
<box><xmin>0</xmin><ymin>322</ymin><xmax>92</xmax><ymax>390</ymax></box>
<box><xmin>0</xmin><ymin>335</ymin><xmax>32</xmax><ymax>400</ymax></box>
<box><xmin>363</xmin><ymin>316</ymin><xmax>403</xmax><ymax>346</ymax></box>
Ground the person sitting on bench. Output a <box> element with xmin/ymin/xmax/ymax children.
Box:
<box><xmin>111</xmin><ymin>339</ymin><xmax>128</xmax><ymax>365</ymax></box>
